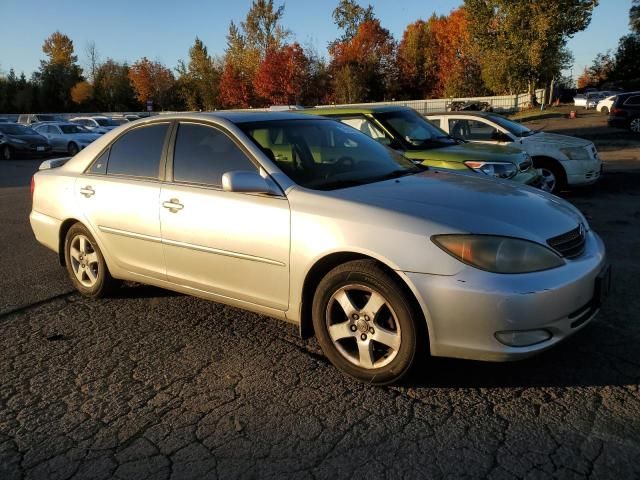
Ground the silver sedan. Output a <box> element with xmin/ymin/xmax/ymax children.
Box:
<box><xmin>33</xmin><ymin>122</ymin><xmax>101</xmax><ymax>156</ymax></box>
<box><xmin>29</xmin><ymin>112</ymin><xmax>610</xmax><ymax>384</ymax></box>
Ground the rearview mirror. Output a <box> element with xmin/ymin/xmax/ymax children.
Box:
<box><xmin>222</xmin><ymin>171</ymin><xmax>280</xmax><ymax>195</ymax></box>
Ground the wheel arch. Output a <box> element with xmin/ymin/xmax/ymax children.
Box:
<box><xmin>58</xmin><ymin>218</ymin><xmax>82</xmax><ymax>266</ymax></box>
<box><xmin>299</xmin><ymin>251</ymin><xmax>429</xmax><ymax>349</ymax></box>
<box><xmin>532</xmin><ymin>155</ymin><xmax>568</xmax><ymax>180</ymax></box>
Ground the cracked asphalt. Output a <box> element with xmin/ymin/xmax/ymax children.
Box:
<box><xmin>0</xmin><ymin>157</ymin><xmax>639</xmax><ymax>479</ymax></box>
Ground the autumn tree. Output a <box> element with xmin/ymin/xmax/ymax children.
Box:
<box><xmin>35</xmin><ymin>31</ymin><xmax>83</xmax><ymax>111</ymax></box>
<box><xmin>242</xmin><ymin>0</ymin><xmax>289</xmax><ymax>58</ymax></box>
<box><xmin>396</xmin><ymin>19</ymin><xmax>439</xmax><ymax>99</ymax></box>
<box><xmin>253</xmin><ymin>43</ymin><xmax>309</xmax><ymax>105</ymax></box>
<box><xmin>70</xmin><ymin>80</ymin><xmax>93</xmax><ymax>105</ymax></box>
<box><xmin>631</xmin><ymin>0</ymin><xmax>640</xmax><ymax>33</ymax></box>
<box><xmin>218</xmin><ymin>62</ymin><xmax>253</xmax><ymax>108</ymax></box>
<box><xmin>93</xmin><ymin>59</ymin><xmax>136</xmax><ymax>111</ymax></box>
<box><xmin>329</xmin><ymin>18</ymin><xmax>396</xmax><ymax>103</ymax></box>
<box><xmin>85</xmin><ymin>41</ymin><xmax>100</xmax><ymax>83</ymax></box>
<box><xmin>332</xmin><ymin>0</ymin><xmax>375</xmax><ymax>43</ymax></box>
<box><xmin>128</xmin><ymin>57</ymin><xmax>175</xmax><ymax>110</ymax></box>
<box><xmin>177</xmin><ymin>37</ymin><xmax>222</xmax><ymax>110</ymax></box>
<box><xmin>465</xmin><ymin>0</ymin><xmax>597</xmax><ymax>98</ymax></box>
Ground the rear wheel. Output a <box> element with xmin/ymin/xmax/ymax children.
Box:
<box><xmin>1</xmin><ymin>145</ymin><xmax>12</xmax><ymax>161</ymax></box>
<box><xmin>630</xmin><ymin>118</ymin><xmax>640</xmax><ymax>134</ymax></box>
<box><xmin>534</xmin><ymin>157</ymin><xmax>566</xmax><ymax>194</ymax></box>
<box><xmin>68</xmin><ymin>142</ymin><xmax>79</xmax><ymax>156</ymax></box>
<box><xmin>312</xmin><ymin>259</ymin><xmax>423</xmax><ymax>385</ymax></box>
<box><xmin>601</xmin><ymin>106</ymin><xmax>609</xmax><ymax>115</ymax></box>
<box><xmin>64</xmin><ymin>223</ymin><xmax>119</xmax><ymax>297</ymax></box>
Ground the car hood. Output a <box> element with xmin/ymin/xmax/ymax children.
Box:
<box><xmin>9</xmin><ymin>134</ymin><xmax>48</xmax><ymax>143</ymax></box>
<box><xmin>404</xmin><ymin>141</ymin><xmax>526</xmax><ymax>163</ymax></box>
<box><xmin>329</xmin><ymin>170</ymin><xmax>585</xmax><ymax>243</ymax></box>
<box><xmin>522</xmin><ymin>132</ymin><xmax>591</xmax><ymax>148</ymax></box>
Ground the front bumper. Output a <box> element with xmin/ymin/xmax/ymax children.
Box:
<box><xmin>11</xmin><ymin>142</ymin><xmax>52</xmax><ymax>156</ymax></box>
<box><xmin>564</xmin><ymin>158</ymin><xmax>602</xmax><ymax>186</ymax></box>
<box><xmin>406</xmin><ymin>230</ymin><xmax>607</xmax><ymax>361</ymax></box>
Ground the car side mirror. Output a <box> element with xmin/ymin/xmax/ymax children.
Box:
<box><xmin>222</xmin><ymin>171</ymin><xmax>280</xmax><ymax>195</ymax></box>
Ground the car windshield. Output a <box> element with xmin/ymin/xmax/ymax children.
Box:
<box><xmin>375</xmin><ymin>109</ymin><xmax>457</xmax><ymax>149</ymax></box>
<box><xmin>60</xmin><ymin>124</ymin><xmax>90</xmax><ymax>134</ymax></box>
<box><xmin>486</xmin><ymin>114</ymin><xmax>536</xmax><ymax>137</ymax></box>
<box><xmin>0</xmin><ymin>124</ymin><xmax>36</xmax><ymax>135</ymax></box>
<box><xmin>95</xmin><ymin>118</ymin><xmax>119</xmax><ymax>126</ymax></box>
<box><xmin>240</xmin><ymin>119</ymin><xmax>422</xmax><ymax>190</ymax></box>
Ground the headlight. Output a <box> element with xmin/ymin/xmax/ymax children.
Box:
<box><xmin>560</xmin><ymin>146</ymin><xmax>590</xmax><ymax>160</ymax></box>
<box><xmin>432</xmin><ymin>235</ymin><xmax>564</xmax><ymax>273</ymax></box>
<box><xmin>463</xmin><ymin>161</ymin><xmax>518</xmax><ymax>179</ymax></box>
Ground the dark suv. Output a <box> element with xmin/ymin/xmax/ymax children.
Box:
<box><xmin>608</xmin><ymin>92</ymin><xmax>640</xmax><ymax>133</ymax></box>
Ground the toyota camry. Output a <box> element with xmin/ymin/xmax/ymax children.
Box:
<box><xmin>29</xmin><ymin>112</ymin><xmax>610</xmax><ymax>384</ymax></box>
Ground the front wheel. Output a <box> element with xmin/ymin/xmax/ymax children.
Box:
<box><xmin>534</xmin><ymin>158</ymin><xmax>566</xmax><ymax>194</ymax></box>
<box><xmin>64</xmin><ymin>223</ymin><xmax>119</xmax><ymax>297</ymax></box>
<box><xmin>68</xmin><ymin>142</ymin><xmax>79</xmax><ymax>156</ymax></box>
<box><xmin>312</xmin><ymin>260</ymin><xmax>423</xmax><ymax>385</ymax></box>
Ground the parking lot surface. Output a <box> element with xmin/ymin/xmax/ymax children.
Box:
<box><xmin>1</xmin><ymin>115</ymin><xmax>639</xmax><ymax>479</ymax></box>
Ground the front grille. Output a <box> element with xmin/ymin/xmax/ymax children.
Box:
<box><xmin>547</xmin><ymin>225</ymin><xmax>586</xmax><ymax>259</ymax></box>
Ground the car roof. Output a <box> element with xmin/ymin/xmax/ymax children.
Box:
<box><xmin>425</xmin><ymin>111</ymin><xmax>499</xmax><ymax>118</ymax></box>
<box><xmin>303</xmin><ymin>105</ymin><xmax>413</xmax><ymax>115</ymax></box>
<box><xmin>34</xmin><ymin>121</ymin><xmax>80</xmax><ymax>127</ymax></box>
<box><xmin>148</xmin><ymin>111</ymin><xmax>327</xmax><ymax>124</ymax></box>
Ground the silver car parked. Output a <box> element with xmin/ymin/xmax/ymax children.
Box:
<box><xmin>33</xmin><ymin>122</ymin><xmax>102</xmax><ymax>156</ymax></box>
<box><xmin>29</xmin><ymin>112</ymin><xmax>610</xmax><ymax>384</ymax></box>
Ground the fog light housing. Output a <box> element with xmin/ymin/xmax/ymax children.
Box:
<box><xmin>495</xmin><ymin>329</ymin><xmax>552</xmax><ymax>347</ymax></box>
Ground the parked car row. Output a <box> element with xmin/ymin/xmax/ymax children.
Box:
<box><xmin>303</xmin><ymin>105</ymin><xmax>601</xmax><ymax>194</ymax></box>
<box><xmin>30</xmin><ymin>110</ymin><xmax>610</xmax><ymax>384</ymax></box>
<box><xmin>0</xmin><ymin>114</ymin><xmax>142</xmax><ymax>159</ymax></box>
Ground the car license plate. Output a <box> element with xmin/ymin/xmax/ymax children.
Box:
<box><xmin>37</xmin><ymin>146</ymin><xmax>45</xmax><ymax>151</ymax></box>
<box><xmin>594</xmin><ymin>264</ymin><xmax>612</xmax><ymax>308</ymax></box>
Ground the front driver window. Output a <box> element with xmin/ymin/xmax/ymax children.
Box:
<box><xmin>449</xmin><ymin>119</ymin><xmax>505</xmax><ymax>142</ymax></box>
<box><xmin>173</xmin><ymin>123</ymin><xmax>258</xmax><ymax>187</ymax></box>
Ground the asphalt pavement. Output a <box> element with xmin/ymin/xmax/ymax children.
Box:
<box><xmin>0</xmin><ymin>158</ymin><xmax>639</xmax><ymax>479</ymax></box>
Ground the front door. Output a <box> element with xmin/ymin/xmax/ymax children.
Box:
<box><xmin>160</xmin><ymin>122</ymin><xmax>290</xmax><ymax>310</ymax></box>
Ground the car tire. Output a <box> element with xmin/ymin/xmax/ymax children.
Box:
<box><xmin>312</xmin><ymin>259</ymin><xmax>423</xmax><ymax>385</ymax></box>
<box><xmin>533</xmin><ymin>157</ymin><xmax>566</xmax><ymax>194</ymax></box>
<box><xmin>64</xmin><ymin>223</ymin><xmax>119</xmax><ymax>298</ymax></box>
<box><xmin>601</xmin><ymin>106</ymin><xmax>609</xmax><ymax>115</ymax></box>
<box><xmin>1</xmin><ymin>145</ymin><xmax>12</xmax><ymax>161</ymax></box>
<box><xmin>68</xmin><ymin>142</ymin><xmax>79</xmax><ymax>156</ymax></box>
<box><xmin>630</xmin><ymin>118</ymin><xmax>640</xmax><ymax>134</ymax></box>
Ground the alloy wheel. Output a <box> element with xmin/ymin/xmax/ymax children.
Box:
<box><xmin>69</xmin><ymin>234</ymin><xmax>100</xmax><ymax>288</ymax></box>
<box><xmin>1</xmin><ymin>145</ymin><xmax>11</xmax><ymax>161</ymax></box>
<box><xmin>539</xmin><ymin>168</ymin><xmax>557</xmax><ymax>193</ymax></box>
<box><xmin>631</xmin><ymin>118</ymin><xmax>640</xmax><ymax>133</ymax></box>
<box><xmin>325</xmin><ymin>284</ymin><xmax>401</xmax><ymax>369</ymax></box>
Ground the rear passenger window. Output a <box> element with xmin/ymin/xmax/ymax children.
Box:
<box><xmin>624</xmin><ymin>96</ymin><xmax>640</xmax><ymax>105</ymax></box>
<box><xmin>107</xmin><ymin>123</ymin><xmax>169</xmax><ymax>178</ymax></box>
<box><xmin>173</xmin><ymin>123</ymin><xmax>257</xmax><ymax>187</ymax></box>
<box><xmin>88</xmin><ymin>149</ymin><xmax>109</xmax><ymax>175</ymax></box>
<box><xmin>427</xmin><ymin>118</ymin><xmax>441</xmax><ymax>129</ymax></box>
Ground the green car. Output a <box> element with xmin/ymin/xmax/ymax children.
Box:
<box><xmin>303</xmin><ymin>105</ymin><xmax>541</xmax><ymax>186</ymax></box>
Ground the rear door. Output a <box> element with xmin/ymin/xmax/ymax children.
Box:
<box><xmin>160</xmin><ymin>121</ymin><xmax>290</xmax><ymax>310</ymax></box>
<box><xmin>77</xmin><ymin>122</ymin><xmax>171</xmax><ymax>280</ymax></box>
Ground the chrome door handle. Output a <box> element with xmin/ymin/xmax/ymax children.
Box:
<box><xmin>80</xmin><ymin>186</ymin><xmax>95</xmax><ymax>197</ymax></box>
<box><xmin>162</xmin><ymin>198</ymin><xmax>184</xmax><ymax>212</ymax></box>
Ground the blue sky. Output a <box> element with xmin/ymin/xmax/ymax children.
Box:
<box><xmin>0</xmin><ymin>0</ymin><xmax>632</xmax><ymax>82</ymax></box>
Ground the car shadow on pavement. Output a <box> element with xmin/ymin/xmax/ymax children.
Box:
<box><xmin>111</xmin><ymin>282</ymin><xmax>183</xmax><ymax>299</ymax></box>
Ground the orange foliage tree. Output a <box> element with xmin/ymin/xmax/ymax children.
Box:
<box><xmin>430</xmin><ymin>8</ymin><xmax>484</xmax><ymax>98</ymax></box>
<box><xmin>253</xmin><ymin>43</ymin><xmax>309</xmax><ymax>105</ymax></box>
<box><xmin>329</xmin><ymin>19</ymin><xmax>396</xmax><ymax>103</ymax></box>
<box><xmin>128</xmin><ymin>57</ymin><xmax>175</xmax><ymax>110</ymax></box>
<box><xmin>70</xmin><ymin>81</ymin><xmax>93</xmax><ymax>105</ymax></box>
<box><xmin>218</xmin><ymin>62</ymin><xmax>253</xmax><ymax>108</ymax></box>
